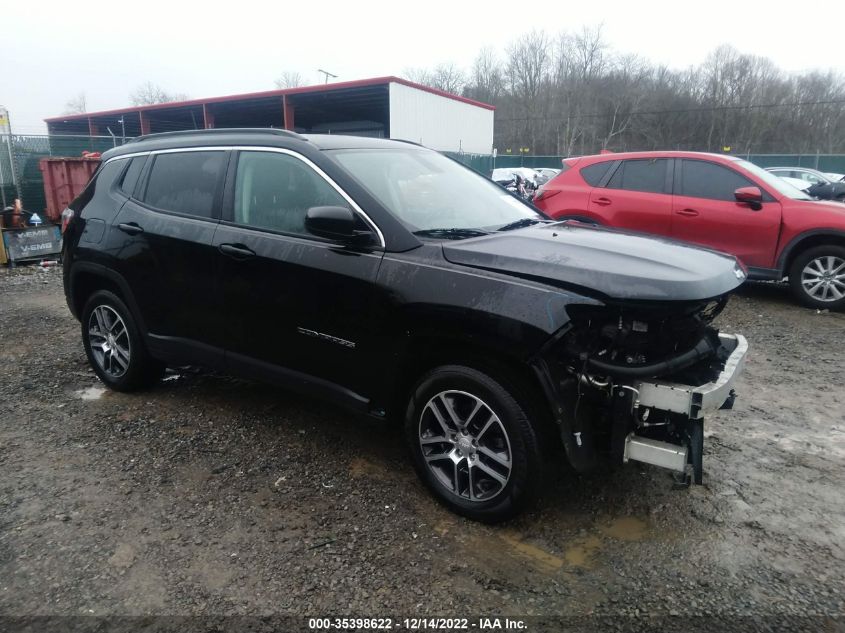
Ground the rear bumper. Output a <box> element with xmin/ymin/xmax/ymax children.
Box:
<box><xmin>634</xmin><ymin>334</ymin><xmax>748</xmax><ymax>419</ymax></box>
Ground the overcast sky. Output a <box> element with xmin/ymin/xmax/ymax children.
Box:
<box><xmin>3</xmin><ymin>0</ymin><xmax>843</xmax><ymax>134</ymax></box>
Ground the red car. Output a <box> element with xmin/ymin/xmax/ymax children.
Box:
<box><xmin>534</xmin><ymin>151</ymin><xmax>845</xmax><ymax>309</ymax></box>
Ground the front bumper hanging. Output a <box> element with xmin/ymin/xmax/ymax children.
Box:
<box><xmin>622</xmin><ymin>334</ymin><xmax>748</xmax><ymax>477</ymax></box>
<box><xmin>635</xmin><ymin>334</ymin><xmax>748</xmax><ymax>420</ymax></box>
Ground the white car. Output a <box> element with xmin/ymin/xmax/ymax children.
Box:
<box><xmin>534</xmin><ymin>168</ymin><xmax>561</xmax><ymax>181</ymax></box>
<box><xmin>779</xmin><ymin>176</ymin><xmax>812</xmax><ymax>192</ymax></box>
<box><xmin>491</xmin><ymin>167</ymin><xmax>542</xmax><ymax>188</ymax></box>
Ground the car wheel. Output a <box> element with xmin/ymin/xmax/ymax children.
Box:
<box><xmin>81</xmin><ymin>290</ymin><xmax>164</xmax><ymax>391</ymax></box>
<box><xmin>788</xmin><ymin>245</ymin><xmax>845</xmax><ymax>310</ymax></box>
<box><xmin>404</xmin><ymin>365</ymin><xmax>542</xmax><ymax>522</ymax></box>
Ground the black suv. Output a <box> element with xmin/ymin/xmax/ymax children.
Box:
<box><xmin>63</xmin><ymin>129</ymin><xmax>748</xmax><ymax>522</ymax></box>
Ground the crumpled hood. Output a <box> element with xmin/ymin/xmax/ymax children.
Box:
<box><xmin>442</xmin><ymin>222</ymin><xmax>745</xmax><ymax>301</ymax></box>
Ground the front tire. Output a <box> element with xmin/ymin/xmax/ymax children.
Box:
<box><xmin>404</xmin><ymin>365</ymin><xmax>543</xmax><ymax>523</ymax></box>
<box><xmin>81</xmin><ymin>290</ymin><xmax>164</xmax><ymax>391</ymax></box>
<box><xmin>788</xmin><ymin>245</ymin><xmax>845</xmax><ymax>310</ymax></box>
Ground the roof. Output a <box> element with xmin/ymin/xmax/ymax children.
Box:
<box><xmin>45</xmin><ymin>76</ymin><xmax>495</xmax><ymax>123</ymax></box>
<box><xmin>573</xmin><ymin>150</ymin><xmax>742</xmax><ymax>162</ymax></box>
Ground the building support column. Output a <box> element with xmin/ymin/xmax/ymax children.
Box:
<box><xmin>282</xmin><ymin>95</ymin><xmax>295</xmax><ymax>131</ymax></box>
<box><xmin>202</xmin><ymin>103</ymin><xmax>215</xmax><ymax>129</ymax></box>
<box><xmin>139</xmin><ymin>111</ymin><xmax>151</xmax><ymax>135</ymax></box>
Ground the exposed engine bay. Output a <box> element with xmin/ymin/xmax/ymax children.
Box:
<box><xmin>539</xmin><ymin>294</ymin><xmax>747</xmax><ymax>485</ymax></box>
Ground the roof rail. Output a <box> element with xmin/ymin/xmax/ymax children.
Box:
<box><xmin>126</xmin><ymin>128</ymin><xmax>307</xmax><ymax>144</ymax></box>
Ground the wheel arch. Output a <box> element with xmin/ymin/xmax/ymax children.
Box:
<box><xmin>389</xmin><ymin>336</ymin><xmax>560</xmax><ymax>450</ymax></box>
<box><xmin>777</xmin><ymin>229</ymin><xmax>845</xmax><ymax>275</ymax></box>
<box><xmin>69</xmin><ymin>263</ymin><xmax>148</xmax><ymax>335</ymax></box>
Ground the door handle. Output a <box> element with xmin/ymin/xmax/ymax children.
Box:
<box><xmin>676</xmin><ymin>208</ymin><xmax>699</xmax><ymax>217</ymax></box>
<box><xmin>218</xmin><ymin>243</ymin><xmax>256</xmax><ymax>259</ymax></box>
<box><xmin>593</xmin><ymin>197</ymin><xmax>612</xmax><ymax>206</ymax></box>
<box><xmin>117</xmin><ymin>222</ymin><xmax>144</xmax><ymax>235</ymax></box>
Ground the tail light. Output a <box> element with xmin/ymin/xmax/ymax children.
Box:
<box><xmin>533</xmin><ymin>189</ymin><xmax>561</xmax><ymax>203</ymax></box>
<box><xmin>60</xmin><ymin>207</ymin><xmax>75</xmax><ymax>234</ymax></box>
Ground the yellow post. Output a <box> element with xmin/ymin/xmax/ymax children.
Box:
<box><xmin>0</xmin><ymin>228</ymin><xmax>8</xmax><ymax>265</ymax></box>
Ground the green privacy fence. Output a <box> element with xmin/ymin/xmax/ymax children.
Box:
<box><xmin>446</xmin><ymin>152</ymin><xmax>845</xmax><ymax>176</ymax></box>
<box><xmin>0</xmin><ymin>134</ymin><xmax>124</xmax><ymax>213</ymax></box>
<box><xmin>742</xmin><ymin>154</ymin><xmax>845</xmax><ymax>173</ymax></box>
<box><xmin>3</xmin><ymin>133</ymin><xmax>845</xmax><ymax>214</ymax></box>
<box><xmin>445</xmin><ymin>153</ymin><xmax>564</xmax><ymax>174</ymax></box>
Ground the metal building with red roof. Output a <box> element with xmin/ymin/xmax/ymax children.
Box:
<box><xmin>45</xmin><ymin>77</ymin><xmax>495</xmax><ymax>154</ymax></box>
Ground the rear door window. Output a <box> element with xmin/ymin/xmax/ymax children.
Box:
<box><xmin>679</xmin><ymin>160</ymin><xmax>754</xmax><ymax>201</ymax></box>
<box><xmin>606</xmin><ymin>159</ymin><xmax>668</xmax><ymax>194</ymax></box>
<box><xmin>580</xmin><ymin>161</ymin><xmax>614</xmax><ymax>186</ymax></box>
<box><xmin>141</xmin><ymin>151</ymin><xmax>225</xmax><ymax>218</ymax></box>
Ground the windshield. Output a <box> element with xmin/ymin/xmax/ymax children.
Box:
<box><xmin>736</xmin><ymin>159</ymin><xmax>812</xmax><ymax>200</ymax></box>
<box><xmin>330</xmin><ymin>148</ymin><xmax>543</xmax><ymax>234</ymax></box>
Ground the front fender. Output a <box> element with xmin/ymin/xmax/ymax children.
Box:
<box><xmin>377</xmin><ymin>252</ymin><xmax>600</xmax><ymax>361</ymax></box>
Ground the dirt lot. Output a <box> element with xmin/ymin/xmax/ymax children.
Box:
<box><xmin>1</xmin><ymin>266</ymin><xmax>843</xmax><ymax>626</ymax></box>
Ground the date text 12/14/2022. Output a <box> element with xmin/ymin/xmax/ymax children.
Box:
<box><xmin>307</xmin><ymin>617</ymin><xmax>527</xmax><ymax>630</ymax></box>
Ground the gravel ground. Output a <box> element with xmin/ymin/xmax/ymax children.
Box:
<box><xmin>0</xmin><ymin>265</ymin><xmax>843</xmax><ymax>627</ymax></box>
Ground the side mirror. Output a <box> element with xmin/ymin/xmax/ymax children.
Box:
<box><xmin>305</xmin><ymin>206</ymin><xmax>374</xmax><ymax>243</ymax></box>
<box><xmin>734</xmin><ymin>186</ymin><xmax>763</xmax><ymax>210</ymax></box>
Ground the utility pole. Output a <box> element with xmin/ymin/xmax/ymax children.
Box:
<box><xmin>317</xmin><ymin>69</ymin><xmax>338</xmax><ymax>84</ymax></box>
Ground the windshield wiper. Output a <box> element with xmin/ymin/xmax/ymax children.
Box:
<box><xmin>497</xmin><ymin>218</ymin><xmax>547</xmax><ymax>232</ymax></box>
<box><xmin>413</xmin><ymin>228</ymin><xmax>491</xmax><ymax>240</ymax></box>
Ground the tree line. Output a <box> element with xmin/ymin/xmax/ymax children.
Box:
<box><xmin>62</xmin><ymin>29</ymin><xmax>845</xmax><ymax>157</ymax></box>
<box><xmin>407</xmin><ymin>27</ymin><xmax>845</xmax><ymax>156</ymax></box>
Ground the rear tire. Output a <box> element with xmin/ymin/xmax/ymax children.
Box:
<box><xmin>788</xmin><ymin>245</ymin><xmax>845</xmax><ymax>310</ymax></box>
<box><xmin>81</xmin><ymin>290</ymin><xmax>164</xmax><ymax>391</ymax></box>
<box><xmin>404</xmin><ymin>365</ymin><xmax>543</xmax><ymax>523</ymax></box>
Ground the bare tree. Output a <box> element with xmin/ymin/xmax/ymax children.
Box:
<box><xmin>406</xmin><ymin>64</ymin><xmax>466</xmax><ymax>94</ymax></box>
<box><xmin>430</xmin><ymin>63</ymin><xmax>466</xmax><ymax>94</ymax></box>
<box><xmin>467</xmin><ymin>47</ymin><xmax>503</xmax><ymax>104</ymax></box>
<box><xmin>63</xmin><ymin>93</ymin><xmax>87</xmax><ymax>115</ymax></box>
<box><xmin>274</xmin><ymin>71</ymin><xmax>304</xmax><ymax>89</ymax></box>
<box><xmin>405</xmin><ymin>67</ymin><xmax>433</xmax><ymax>86</ymax></box>
<box><xmin>505</xmin><ymin>30</ymin><xmax>552</xmax><ymax>152</ymax></box>
<box><xmin>130</xmin><ymin>82</ymin><xmax>188</xmax><ymax>106</ymax></box>
<box><xmin>366</xmin><ymin>28</ymin><xmax>845</xmax><ymax>155</ymax></box>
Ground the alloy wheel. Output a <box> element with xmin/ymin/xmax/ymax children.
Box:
<box><xmin>418</xmin><ymin>390</ymin><xmax>512</xmax><ymax>502</ymax></box>
<box><xmin>801</xmin><ymin>255</ymin><xmax>845</xmax><ymax>302</ymax></box>
<box><xmin>87</xmin><ymin>305</ymin><xmax>131</xmax><ymax>378</ymax></box>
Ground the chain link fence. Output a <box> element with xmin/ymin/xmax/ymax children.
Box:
<box><xmin>447</xmin><ymin>152</ymin><xmax>845</xmax><ymax>176</ymax></box>
<box><xmin>0</xmin><ymin>134</ymin><xmax>125</xmax><ymax>213</ymax></box>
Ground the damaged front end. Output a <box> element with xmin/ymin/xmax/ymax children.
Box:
<box><xmin>535</xmin><ymin>295</ymin><xmax>747</xmax><ymax>485</ymax></box>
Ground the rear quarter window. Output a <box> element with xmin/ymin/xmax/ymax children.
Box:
<box><xmin>118</xmin><ymin>156</ymin><xmax>147</xmax><ymax>197</ymax></box>
<box><xmin>69</xmin><ymin>160</ymin><xmax>123</xmax><ymax>215</ymax></box>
